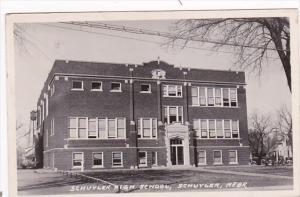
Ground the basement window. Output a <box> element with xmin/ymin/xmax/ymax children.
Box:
<box><xmin>110</xmin><ymin>82</ymin><xmax>121</xmax><ymax>92</ymax></box>
<box><xmin>72</xmin><ymin>81</ymin><xmax>83</xmax><ymax>90</ymax></box>
<box><xmin>140</xmin><ymin>84</ymin><xmax>151</xmax><ymax>93</ymax></box>
<box><xmin>91</xmin><ymin>82</ymin><xmax>102</xmax><ymax>91</ymax></box>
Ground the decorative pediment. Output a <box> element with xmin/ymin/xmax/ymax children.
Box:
<box><xmin>165</xmin><ymin>122</ymin><xmax>189</xmax><ymax>133</ymax></box>
<box><xmin>151</xmin><ymin>69</ymin><xmax>166</xmax><ymax>79</ymax></box>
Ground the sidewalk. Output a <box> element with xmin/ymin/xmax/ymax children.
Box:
<box><xmin>197</xmin><ymin>168</ymin><xmax>293</xmax><ymax>180</ymax></box>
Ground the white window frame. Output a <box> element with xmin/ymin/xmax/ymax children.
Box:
<box><xmin>92</xmin><ymin>152</ymin><xmax>104</xmax><ymax>168</ymax></box>
<box><xmin>68</xmin><ymin>117</ymin><xmax>126</xmax><ymax>140</ymax></box>
<box><xmin>112</xmin><ymin>152</ymin><xmax>123</xmax><ymax>167</ymax></box>
<box><xmin>50</xmin><ymin>118</ymin><xmax>55</xmax><ymax>136</ymax></box>
<box><xmin>163</xmin><ymin>84</ymin><xmax>183</xmax><ymax>98</ymax></box>
<box><xmin>229</xmin><ymin>88</ymin><xmax>238</xmax><ymax>107</ymax></box>
<box><xmin>110</xmin><ymin>82</ymin><xmax>122</xmax><ymax>92</ymax></box>
<box><xmin>44</xmin><ymin>93</ymin><xmax>49</xmax><ymax>117</ymax></box>
<box><xmin>72</xmin><ymin>81</ymin><xmax>84</xmax><ymax>91</ymax></box>
<box><xmin>208</xmin><ymin>119</ymin><xmax>216</xmax><ymax>138</ymax></box>
<box><xmin>191</xmin><ymin>86</ymin><xmax>200</xmax><ymax>106</ymax></box>
<box><xmin>50</xmin><ymin>84</ymin><xmax>55</xmax><ymax>97</ymax></box>
<box><xmin>140</xmin><ymin>84</ymin><xmax>151</xmax><ymax>93</ymax></box>
<box><xmin>88</xmin><ymin>118</ymin><xmax>98</xmax><ymax>138</ymax></box>
<box><xmin>138</xmin><ymin>151</ymin><xmax>148</xmax><ymax>167</ymax></box>
<box><xmin>45</xmin><ymin>129</ymin><xmax>48</xmax><ymax>147</ymax></box>
<box><xmin>228</xmin><ymin>150</ymin><xmax>238</xmax><ymax>164</ymax></box>
<box><xmin>213</xmin><ymin>150</ymin><xmax>223</xmax><ymax>165</ymax></box>
<box><xmin>72</xmin><ymin>152</ymin><xmax>84</xmax><ymax>169</ymax></box>
<box><xmin>224</xmin><ymin>119</ymin><xmax>232</xmax><ymax>138</ymax></box>
<box><xmin>163</xmin><ymin>106</ymin><xmax>183</xmax><ymax>124</ymax></box>
<box><xmin>198</xmin><ymin>150</ymin><xmax>207</xmax><ymax>165</ymax></box>
<box><xmin>231</xmin><ymin>120</ymin><xmax>239</xmax><ymax>138</ymax></box>
<box><xmin>91</xmin><ymin>81</ymin><xmax>103</xmax><ymax>91</ymax></box>
<box><xmin>138</xmin><ymin>118</ymin><xmax>157</xmax><ymax>139</ymax></box>
<box><xmin>216</xmin><ymin>119</ymin><xmax>224</xmax><ymax>138</ymax></box>
<box><xmin>152</xmin><ymin>151</ymin><xmax>158</xmax><ymax>166</ymax></box>
<box><xmin>214</xmin><ymin>87</ymin><xmax>223</xmax><ymax>107</ymax></box>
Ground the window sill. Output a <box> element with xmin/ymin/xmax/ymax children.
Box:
<box><xmin>66</xmin><ymin>138</ymin><xmax>126</xmax><ymax>140</ymax></box>
<box><xmin>190</xmin><ymin>105</ymin><xmax>239</xmax><ymax>108</ymax></box>
<box><xmin>163</xmin><ymin>96</ymin><xmax>183</xmax><ymax>98</ymax></box>
<box><xmin>112</xmin><ymin>165</ymin><xmax>124</xmax><ymax>168</ymax></box>
<box><xmin>138</xmin><ymin>138</ymin><xmax>158</xmax><ymax>140</ymax></box>
<box><xmin>140</xmin><ymin>91</ymin><xmax>152</xmax><ymax>94</ymax></box>
<box><xmin>72</xmin><ymin>166</ymin><xmax>83</xmax><ymax>169</ymax></box>
<box><xmin>229</xmin><ymin>162</ymin><xmax>239</xmax><ymax>165</ymax></box>
<box><xmin>196</xmin><ymin>138</ymin><xmax>241</xmax><ymax>140</ymax></box>
<box><xmin>92</xmin><ymin>166</ymin><xmax>104</xmax><ymax>168</ymax></box>
<box><xmin>71</xmin><ymin>89</ymin><xmax>84</xmax><ymax>91</ymax></box>
<box><xmin>213</xmin><ymin>163</ymin><xmax>223</xmax><ymax>165</ymax></box>
<box><xmin>91</xmin><ymin>89</ymin><xmax>103</xmax><ymax>92</ymax></box>
<box><xmin>110</xmin><ymin>90</ymin><xmax>122</xmax><ymax>93</ymax></box>
<box><xmin>138</xmin><ymin>165</ymin><xmax>148</xmax><ymax>168</ymax></box>
<box><xmin>198</xmin><ymin>163</ymin><xmax>207</xmax><ymax>166</ymax></box>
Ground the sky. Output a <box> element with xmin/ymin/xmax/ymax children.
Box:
<box><xmin>14</xmin><ymin>20</ymin><xmax>291</xmax><ymax>139</ymax></box>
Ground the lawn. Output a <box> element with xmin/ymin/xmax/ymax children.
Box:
<box><xmin>17</xmin><ymin>166</ymin><xmax>294</xmax><ymax>195</ymax></box>
<box><xmin>203</xmin><ymin>165</ymin><xmax>293</xmax><ymax>177</ymax></box>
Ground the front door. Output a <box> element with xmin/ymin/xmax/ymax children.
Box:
<box><xmin>170</xmin><ymin>138</ymin><xmax>184</xmax><ymax>165</ymax></box>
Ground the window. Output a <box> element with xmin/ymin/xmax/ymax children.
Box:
<box><xmin>191</xmin><ymin>87</ymin><xmax>199</xmax><ymax>106</ymax></box>
<box><xmin>199</xmin><ymin>87</ymin><xmax>207</xmax><ymax>106</ymax></box>
<box><xmin>88</xmin><ymin>118</ymin><xmax>97</xmax><ymax>138</ymax></box>
<box><xmin>224</xmin><ymin>120</ymin><xmax>231</xmax><ymax>138</ymax></box>
<box><xmin>138</xmin><ymin>152</ymin><xmax>147</xmax><ymax>167</ymax></box>
<box><xmin>50</xmin><ymin>118</ymin><xmax>54</xmax><ymax>136</ymax></box>
<box><xmin>50</xmin><ymin>84</ymin><xmax>55</xmax><ymax>97</ymax></box>
<box><xmin>152</xmin><ymin>152</ymin><xmax>157</xmax><ymax>166</ymax></box>
<box><xmin>207</xmin><ymin>88</ymin><xmax>214</xmax><ymax>106</ymax></box>
<box><xmin>200</xmin><ymin>120</ymin><xmax>208</xmax><ymax>138</ymax></box>
<box><xmin>108</xmin><ymin>119</ymin><xmax>116</xmax><ymax>138</ymax></box>
<box><xmin>163</xmin><ymin>106</ymin><xmax>183</xmax><ymax>124</ymax></box>
<box><xmin>229</xmin><ymin>150</ymin><xmax>238</xmax><ymax>164</ymax></box>
<box><xmin>137</xmin><ymin>118</ymin><xmax>157</xmax><ymax>138</ymax></box>
<box><xmin>216</xmin><ymin>120</ymin><xmax>223</xmax><ymax>138</ymax></box>
<box><xmin>232</xmin><ymin>120</ymin><xmax>239</xmax><ymax>138</ymax></box>
<box><xmin>117</xmin><ymin>118</ymin><xmax>126</xmax><ymax>138</ymax></box>
<box><xmin>72</xmin><ymin>153</ymin><xmax>83</xmax><ymax>168</ymax></box>
<box><xmin>192</xmin><ymin>87</ymin><xmax>238</xmax><ymax>107</ymax></box>
<box><xmin>230</xmin><ymin>89</ymin><xmax>237</xmax><ymax>107</ymax></box>
<box><xmin>93</xmin><ymin>152</ymin><xmax>103</xmax><ymax>167</ymax></box>
<box><xmin>68</xmin><ymin>118</ymin><xmax>77</xmax><ymax>138</ymax></box>
<box><xmin>98</xmin><ymin>118</ymin><xmax>106</xmax><ymax>139</ymax></box>
<box><xmin>223</xmin><ymin>88</ymin><xmax>230</xmax><ymax>106</ymax></box>
<box><xmin>140</xmin><ymin>84</ymin><xmax>151</xmax><ymax>93</ymax></box>
<box><xmin>45</xmin><ymin>129</ymin><xmax>48</xmax><ymax>147</ymax></box>
<box><xmin>72</xmin><ymin>81</ymin><xmax>83</xmax><ymax>90</ymax></box>
<box><xmin>213</xmin><ymin>150</ymin><xmax>222</xmax><ymax>164</ymax></box>
<box><xmin>68</xmin><ymin>117</ymin><xmax>126</xmax><ymax>139</ymax></box>
<box><xmin>193</xmin><ymin>119</ymin><xmax>200</xmax><ymax>137</ymax></box>
<box><xmin>110</xmin><ymin>82</ymin><xmax>121</xmax><ymax>92</ymax></box>
<box><xmin>198</xmin><ymin>150</ymin><xmax>206</xmax><ymax>165</ymax></box>
<box><xmin>45</xmin><ymin>94</ymin><xmax>49</xmax><ymax>117</ymax></box>
<box><xmin>215</xmin><ymin>88</ymin><xmax>222</xmax><ymax>106</ymax></box>
<box><xmin>112</xmin><ymin>152</ymin><xmax>123</xmax><ymax>167</ymax></box>
<box><xmin>78</xmin><ymin>118</ymin><xmax>87</xmax><ymax>138</ymax></box>
<box><xmin>209</xmin><ymin>120</ymin><xmax>216</xmax><ymax>138</ymax></box>
<box><xmin>91</xmin><ymin>82</ymin><xmax>102</xmax><ymax>91</ymax></box>
<box><xmin>163</xmin><ymin>85</ymin><xmax>182</xmax><ymax>97</ymax></box>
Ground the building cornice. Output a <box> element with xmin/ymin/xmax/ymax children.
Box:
<box><xmin>49</xmin><ymin>72</ymin><xmax>246</xmax><ymax>87</ymax></box>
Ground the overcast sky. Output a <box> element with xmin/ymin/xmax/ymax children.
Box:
<box><xmin>15</xmin><ymin>20</ymin><xmax>291</xmax><ymax>136</ymax></box>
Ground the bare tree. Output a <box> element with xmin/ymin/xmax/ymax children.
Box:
<box><xmin>276</xmin><ymin>105</ymin><xmax>293</xmax><ymax>156</ymax></box>
<box><xmin>170</xmin><ymin>18</ymin><xmax>291</xmax><ymax>91</ymax></box>
<box><xmin>248</xmin><ymin>113</ymin><xmax>278</xmax><ymax>164</ymax></box>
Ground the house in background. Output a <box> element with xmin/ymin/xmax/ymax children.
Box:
<box><xmin>34</xmin><ymin>59</ymin><xmax>250</xmax><ymax>171</ymax></box>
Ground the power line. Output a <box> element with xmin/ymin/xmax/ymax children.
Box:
<box><xmin>40</xmin><ymin>23</ymin><xmax>279</xmax><ymax>60</ymax></box>
<box><xmin>60</xmin><ymin>21</ymin><xmax>288</xmax><ymax>52</ymax></box>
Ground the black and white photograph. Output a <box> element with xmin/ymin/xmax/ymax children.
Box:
<box><xmin>5</xmin><ymin>9</ymin><xmax>299</xmax><ymax>196</ymax></box>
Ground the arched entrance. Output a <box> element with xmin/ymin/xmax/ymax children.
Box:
<box><xmin>170</xmin><ymin>138</ymin><xmax>184</xmax><ymax>165</ymax></box>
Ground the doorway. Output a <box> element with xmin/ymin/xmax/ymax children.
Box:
<box><xmin>170</xmin><ymin>138</ymin><xmax>184</xmax><ymax>165</ymax></box>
